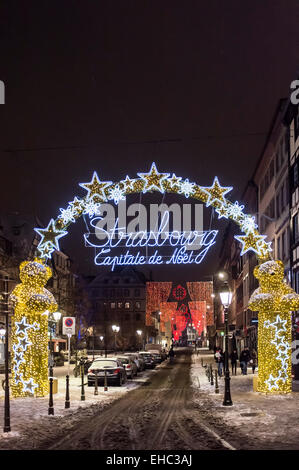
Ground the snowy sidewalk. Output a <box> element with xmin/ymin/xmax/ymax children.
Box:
<box><xmin>191</xmin><ymin>350</ymin><xmax>299</xmax><ymax>449</ymax></box>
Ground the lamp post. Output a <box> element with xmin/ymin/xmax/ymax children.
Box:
<box><xmin>136</xmin><ymin>330</ymin><xmax>142</xmax><ymax>351</ymax></box>
<box><xmin>99</xmin><ymin>336</ymin><xmax>104</xmax><ymax>356</ymax></box>
<box><xmin>48</xmin><ymin>310</ymin><xmax>62</xmax><ymax>415</ymax></box>
<box><xmin>112</xmin><ymin>325</ymin><xmax>120</xmax><ymax>352</ymax></box>
<box><xmin>219</xmin><ymin>284</ymin><xmax>233</xmax><ymax>406</ymax></box>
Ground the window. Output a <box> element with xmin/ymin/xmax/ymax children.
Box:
<box><xmin>110</xmin><ymin>302</ymin><xmax>116</xmax><ymax>309</ymax></box>
<box><xmin>125</xmin><ymin>302</ymin><xmax>130</xmax><ymax>309</ymax></box>
<box><xmin>134</xmin><ymin>288</ymin><xmax>140</xmax><ymax>297</ymax></box>
<box><xmin>136</xmin><ymin>313</ymin><xmax>141</xmax><ymax>321</ymax></box>
<box><xmin>117</xmin><ymin>302</ymin><xmax>123</xmax><ymax>309</ymax></box>
<box><xmin>282</xmin><ymin>231</ymin><xmax>286</xmax><ymax>260</ymax></box>
<box><xmin>293</xmin><ymin>214</ymin><xmax>299</xmax><ymax>244</ymax></box>
<box><xmin>135</xmin><ymin>301</ymin><xmax>141</xmax><ymax>309</ymax></box>
<box><xmin>124</xmin><ymin>289</ymin><xmax>130</xmax><ymax>297</ymax></box>
<box><xmin>110</xmin><ymin>289</ymin><xmax>115</xmax><ymax>298</ymax></box>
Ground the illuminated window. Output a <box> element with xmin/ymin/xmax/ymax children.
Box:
<box><xmin>125</xmin><ymin>302</ymin><xmax>130</xmax><ymax>309</ymax></box>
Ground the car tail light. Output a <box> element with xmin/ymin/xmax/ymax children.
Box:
<box><xmin>127</xmin><ymin>365</ymin><xmax>131</xmax><ymax>368</ymax></box>
<box><xmin>113</xmin><ymin>368</ymin><xmax>121</xmax><ymax>374</ymax></box>
<box><xmin>88</xmin><ymin>369</ymin><xmax>95</xmax><ymax>374</ymax></box>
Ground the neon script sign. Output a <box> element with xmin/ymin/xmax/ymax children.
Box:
<box><xmin>84</xmin><ymin>211</ymin><xmax>218</xmax><ymax>271</ymax></box>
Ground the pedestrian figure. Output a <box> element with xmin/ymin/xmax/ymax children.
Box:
<box><xmin>240</xmin><ymin>347</ymin><xmax>251</xmax><ymax>375</ymax></box>
<box><xmin>250</xmin><ymin>349</ymin><xmax>257</xmax><ymax>374</ymax></box>
<box><xmin>230</xmin><ymin>349</ymin><xmax>238</xmax><ymax>375</ymax></box>
<box><xmin>214</xmin><ymin>348</ymin><xmax>224</xmax><ymax>377</ymax></box>
<box><xmin>169</xmin><ymin>347</ymin><xmax>175</xmax><ymax>364</ymax></box>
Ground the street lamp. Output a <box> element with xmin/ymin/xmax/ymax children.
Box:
<box><xmin>112</xmin><ymin>325</ymin><xmax>120</xmax><ymax>352</ymax></box>
<box><xmin>219</xmin><ymin>283</ymin><xmax>233</xmax><ymax>406</ymax></box>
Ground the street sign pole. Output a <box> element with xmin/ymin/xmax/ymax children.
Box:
<box><xmin>65</xmin><ymin>333</ymin><xmax>71</xmax><ymax>409</ymax></box>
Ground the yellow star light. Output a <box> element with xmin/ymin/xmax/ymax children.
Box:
<box><xmin>34</xmin><ymin>219</ymin><xmax>67</xmax><ymax>251</ymax></box>
<box><xmin>120</xmin><ymin>175</ymin><xmax>135</xmax><ymax>191</ymax></box>
<box><xmin>168</xmin><ymin>173</ymin><xmax>182</xmax><ymax>189</ymax></box>
<box><xmin>235</xmin><ymin>232</ymin><xmax>267</xmax><ymax>256</ymax></box>
<box><xmin>200</xmin><ymin>177</ymin><xmax>233</xmax><ymax>207</ymax></box>
<box><xmin>137</xmin><ymin>162</ymin><xmax>170</xmax><ymax>193</ymax></box>
<box><xmin>79</xmin><ymin>171</ymin><xmax>112</xmax><ymax>201</ymax></box>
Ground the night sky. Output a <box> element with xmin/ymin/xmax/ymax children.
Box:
<box><xmin>0</xmin><ymin>1</ymin><xmax>299</xmax><ymax>280</ymax></box>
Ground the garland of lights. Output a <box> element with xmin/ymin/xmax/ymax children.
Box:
<box><xmin>10</xmin><ymin>161</ymin><xmax>298</xmax><ymax>395</ymax></box>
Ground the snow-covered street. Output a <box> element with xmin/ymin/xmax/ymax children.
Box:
<box><xmin>1</xmin><ymin>348</ymin><xmax>299</xmax><ymax>450</ymax></box>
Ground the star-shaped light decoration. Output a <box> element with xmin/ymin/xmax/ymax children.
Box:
<box><xmin>35</xmin><ymin>219</ymin><xmax>67</xmax><ymax>253</ymax></box>
<box><xmin>265</xmin><ymin>374</ymin><xmax>279</xmax><ymax>391</ymax></box>
<box><xmin>37</xmin><ymin>242</ymin><xmax>55</xmax><ymax>260</ymax></box>
<box><xmin>215</xmin><ymin>203</ymin><xmax>230</xmax><ymax>219</ymax></box>
<box><xmin>168</xmin><ymin>173</ymin><xmax>182</xmax><ymax>189</ymax></box>
<box><xmin>22</xmin><ymin>378</ymin><xmax>38</xmax><ymax>395</ymax></box>
<box><xmin>69</xmin><ymin>196</ymin><xmax>85</xmax><ymax>214</ymax></box>
<box><xmin>14</xmin><ymin>372</ymin><xmax>23</xmax><ymax>385</ymax></box>
<box><xmin>200</xmin><ymin>177</ymin><xmax>233</xmax><ymax>207</ymax></box>
<box><xmin>79</xmin><ymin>171</ymin><xmax>112</xmax><ymax>201</ymax></box>
<box><xmin>14</xmin><ymin>352</ymin><xmax>25</xmax><ymax>366</ymax></box>
<box><xmin>271</xmin><ymin>315</ymin><xmax>288</xmax><ymax>332</ymax></box>
<box><xmin>178</xmin><ymin>179</ymin><xmax>196</xmax><ymax>198</ymax></box>
<box><xmin>258</xmin><ymin>240</ymin><xmax>272</xmax><ymax>258</ymax></box>
<box><xmin>234</xmin><ymin>232</ymin><xmax>267</xmax><ymax>256</ymax></box>
<box><xmin>137</xmin><ymin>162</ymin><xmax>170</xmax><ymax>193</ymax></box>
<box><xmin>120</xmin><ymin>175</ymin><xmax>135</xmax><ymax>191</ymax></box>
<box><xmin>108</xmin><ymin>184</ymin><xmax>126</xmax><ymax>205</ymax></box>
<box><xmin>17</xmin><ymin>336</ymin><xmax>32</xmax><ymax>352</ymax></box>
<box><xmin>15</xmin><ymin>318</ymin><xmax>33</xmax><ymax>336</ymax></box>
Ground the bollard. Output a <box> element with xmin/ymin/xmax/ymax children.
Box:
<box><xmin>210</xmin><ymin>365</ymin><xmax>214</xmax><ymax>385</ymax></box>
<box><xmin>65</xmin><ymin>375</ymin><xmax>70</xmax><ymax>408</ymax></box>
<box><xmin>104</xmin><ymin>370</ymin><xmax>108</xmax><ymax>391</ymax></box>
<box><xmin>215</xmin><ymin>369</ymin><xmax>219</xmax><ymax>394</ymax></box>
<box><xmin>207</xmin><ymin>366</ymin><xmax>211</xmax><ymax>382</ymax></box>
<box><xmin>48</xmin><ymin>375</ymin><xmax>54</xmax><ymax>415</ymax></box>
<box><xmin>80</xmin><ymin>362</ymin><xmax>85</xmax><ymax>401</ymax></box>
<box><xmin>94</xmin><ymin>371</ymin><xmax>99</xmax><ymax>396</ymax></box>
<box><xmin>201</xmin><ymin>358</ymin><xmax>204</xmax><ymax>367</ymax></box>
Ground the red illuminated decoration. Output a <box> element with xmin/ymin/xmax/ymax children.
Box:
<box><xmin>146</xmin><ymin>281</ymin><xmax>213</xmax><ymax>342</ymax></box>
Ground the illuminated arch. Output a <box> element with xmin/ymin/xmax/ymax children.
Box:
<box><xmin>34</xmin><ymin>162</ymin><xmax>272</xmax><ymax>262</ymax></box>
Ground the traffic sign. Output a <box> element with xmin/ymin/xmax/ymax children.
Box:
<box><xmin>63</xmin><ymin>317</ymin><xmax>76</xmax><ymax>336</ymax></box>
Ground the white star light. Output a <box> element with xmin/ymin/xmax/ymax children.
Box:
<box><xmin>178</xmin><ymin>179</ymin><xmax>195</xmax><ymax>198</ymax></box>
<box><xmin>137</xmin><ymin>162</ymin><xmax>170</xmax><ymax>193</ymax></box>
<box><xmin>15</xmin><ymin>318</ymin><xmax>33</xmax><ymax>336</ymax></box>
<box><xmin>227</xmin><ymin>201</ymin><xmax>244</xmax><ymax>220</ymax></box>
<box><xmin>59</xmin><ymin>206</ymin><xmax>76</xmax><ymax>224</ymax></box>
<box><xmin>120</xmin><ymin>175</ymin><xmax>135</xmax><ymax>190</ymax></box>
<box><xmin>215</xmin><ymin>204</ymin><xmax>230</xmax><ymax>219</ymax></box>
<box><xmin>22</xmin><ymin>378</ymin><xmax>38</xmax><ymax>395</ymax></box>
<box><xmin>265</xmin><ymin>374</ymin><xmax>280</xmax><ymax>391</ymax></box>
<box><xmin>108</xmin><ymin>185</ymin><xmax>126</xmax><ymax>205</ymax></box>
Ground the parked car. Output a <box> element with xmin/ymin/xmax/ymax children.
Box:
<box><xmin>138</xmin><ymin>352</ymin><xmax>156</xmax><ymax>369</ymax></box>
<box><xmin>116</xmin><ymin>355</ymin><xmax>138</xmax><ymax>378</ymax></box>
<box><xmin>124</xmin><ymin>353</ymin><xmax>145</xmax><ymax>372</ymax></box>
<box><xmin>87</xmin><ymin>357</ymin><xmax>127</xmax><ymax>386</ymax></box>
<box><xmin>148</xmin><ymin>351</ymin><xmax>163</xmax><ymax>364</ymax></box>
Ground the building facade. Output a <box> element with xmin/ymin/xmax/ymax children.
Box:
<box><xmin>87</xmin><ymin>267</ymin><xmax>147</xmax><ymax>351</ymax></box>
